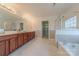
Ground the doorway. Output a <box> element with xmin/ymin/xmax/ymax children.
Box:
<box><xmin>42</xmin><ymin>21</ymin><xmax>49</xmax><ymax>39</ymax></box>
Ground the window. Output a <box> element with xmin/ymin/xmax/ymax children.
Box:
<box><xmin>65</xmin><ymin>16</ymin><xmax>77</xmax><ymax>28</ymax></box>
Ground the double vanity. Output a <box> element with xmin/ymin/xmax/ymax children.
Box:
<box><xmin>0</xmin><ymin>31</ymin><xmax>35</xmax><ymax>56</ymax></box>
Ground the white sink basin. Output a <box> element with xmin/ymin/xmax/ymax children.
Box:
<box><xmin>0</xmin><ymin>29</ymin><xmax>5</xmax><ymax>34</ymax></box>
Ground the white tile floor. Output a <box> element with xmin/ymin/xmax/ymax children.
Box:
<box><xmin>9</xmin><ymin>38</ymin><xmax>68</xmax><ymax>56</ymax></box>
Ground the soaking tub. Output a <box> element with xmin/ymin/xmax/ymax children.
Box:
<box><xmin>59</xmin><ymin>42</ymin><xmax>79</xmax><ymax>56</ymax></box>
<box><xmin>56</xmin><ymin>29</ymin><xmax>79</xmax><ymax>56</ymax></box>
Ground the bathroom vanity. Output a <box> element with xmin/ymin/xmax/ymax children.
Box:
<box><xmin>0</xmin><ymin>31</ymin><xmax>35</xmax><ymax>56</ymax></box>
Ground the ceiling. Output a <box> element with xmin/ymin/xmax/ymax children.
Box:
<box><xmin>0</xmin><ymin>3</ymin><xmax>76</xmax><ymax>18</ymax></box>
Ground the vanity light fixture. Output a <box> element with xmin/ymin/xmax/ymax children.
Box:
<box><xmin>0</xmin><ymin>4</ymin><xmax>24</xmax><ymax>20</ymax></box>
<box><xmin>0</xmin><ymin>4</ymin><xmax>16</xmax><ymax>14</ymax></box>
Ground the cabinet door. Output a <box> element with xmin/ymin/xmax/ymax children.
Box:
<box><xmin>0</xmin><ymin>41</ymin><xmax>6</xmax><ymax>56</ymax></box>
<box><xmin>20</xmin><ymin>34</ymin><xmax>24</xmax><ymax>45</ymax></box>
<box><xmin>18</xmin><ymin>34</ymin><xmax>24</xmax><ymax>47</ymax></box>
<box><xmin>15</xmin><ymin>38</ymin><xmax>18</xmax><ymax>49</ymax></box>
<box><xmin>10</xmin><ymin>38</ymin><xmax>16</xmax><ymax>52</ymax></box>
<box><xmin>18</xmin><ymin>36</ymin><xmax>21</xmax><ymax>47</ymax></box>
<box><xmin>29</xmin><ymin>32</ymin><xmax>32</xmax><ymax>40</ymax></box>
<box><xmin>24</xmin><ymin>33</ymin><xmax>28</xmax><ymax>43</ymax></box>
<box><xmin>5</xmin><ymin>40</ymin><xmax>10</xmax><ymax>55</ymax></box>
<box><xmin>28</xmin><ymin>33</ymin><xmax>30</xmax><ymax>41</ymax></box>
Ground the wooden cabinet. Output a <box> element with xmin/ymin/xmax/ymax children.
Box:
<box><xmin>10</xmin><ymin>37</ymin><xmax>16</xmax><ymax>53</ymax></box>
<box><xmin>5</xmin><ymin>40</ymin><xmax>10</xmax><ymax>55</ymax></box>
<box><xmin>27</xmin><ymin>32</ymin><xmax>35</xmax><ymax>41</ymax></box>
<box><xmin>0</xmin><ymin>41</ymin><xmax>6</xmax><ymax>56</ymax></box>
<box><xmin>28</xmin><ymin>32</ymin><xmax>32</xmax><ymax>41</ymax></box>
<box><xmin>29</xmin><ymin>32</ymin><xmax>33</xmax><ymax>40</ymax></box>
<box><xmin>17</xmin><ymin>33</ymin><xmax>24</xmax><ymax>47</ymax></box>
<box><xmin>15</xmin><ymin>38</ymin><xmax>18</xmax><ymax>49</ymax></box>
<box><xmin>28</xmin><ymin>32</ymin><xmax>35</xmax><ymax>40</ymax></box>
<box><xmin>24</xmin><ymin>33</ymin><xmax>28</xmax><ymax>43</ymax></box>
<box><xmin>20</xmin><ymin>34</ymin><xmax>24</xmax><ymax>45</ymax></box>
<box><xmin>0</xmin><ymin>31</ymin><xmax>35</xmax><ymax>56</ymax></box>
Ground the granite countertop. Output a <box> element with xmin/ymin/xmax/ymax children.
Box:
<box><xmin>0</xmin><ymin>31</ymin><xmax>26</xmax><ymax>36</ymax></box>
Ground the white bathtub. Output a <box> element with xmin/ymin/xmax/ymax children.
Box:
<box><xmin>56</xmin><ymin>29</ymin><xmax>79</xmax><ymax>43</ymax></box>
<box><xmin>56</xmin><ymin>29</ymin><xmax>79</xmax><ymax>35</ymax></box>
<box><xmin>56</xmin><ymin>29</ymin><xmax>79</xmax><ymax>56</ymax></box>
<box><xmin>58</xmin><ymin>41</ymin><xmax>79</xmax><ymax>56</ymax></box>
